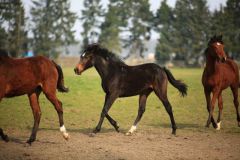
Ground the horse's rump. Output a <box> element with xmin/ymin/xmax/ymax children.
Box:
<box><xmin>0</xmin><ymin>56</ymin><xmax>68</xmax><ymax>97</ymax></box>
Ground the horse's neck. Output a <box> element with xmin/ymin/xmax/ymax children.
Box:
<box><xmin>94</xmin><ymin>57</ymin><xmax>115</xmax><ymax>80</ymax></box>
<box><xmin>205</xmin><ymin>55</ymin><xmax>219</xmax><ymax>73</ymax></box>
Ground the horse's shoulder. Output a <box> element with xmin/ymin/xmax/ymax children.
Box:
<box><xmin>225</xmin><ymin>59</ymin><xmax>238</xmax><ymax>71</ymax></box>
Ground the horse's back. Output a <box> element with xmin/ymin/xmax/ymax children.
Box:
<box><xmin>0</xmin><ymin>56</ymin><xmax>57</xmax><ymax>97</ymax></box>
<box><xmin>117</xmin><ymin>63</ymin><xmax>166</xmax><ymax>97</ymax></box>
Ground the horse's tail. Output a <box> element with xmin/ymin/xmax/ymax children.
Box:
<box><xmin>52</xmin><ymin>61</ymin><xmax>69</xmax><ymax>92</ymax></box>
<box><xmin>163</xmin><ymin>67</ymin><xmax>187</xmax><ymax>97</ymax></box>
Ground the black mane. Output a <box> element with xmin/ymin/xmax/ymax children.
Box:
<box><xmin>86</xmin><ymin>44</ymin><xmax>127</xmax><ymax>66</ymax></box>
<box><xmin>208</xmin><ymin>35</ymin><xmax>224</xmax><ymax>45</ymax></box>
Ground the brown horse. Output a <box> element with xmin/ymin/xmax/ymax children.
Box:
<box><xmin>202</xmin><ymin>35</ymin><xmax>240</xmax><ymax>130</ymax></box>
<box><xmin>0</xmin><ymin>50</ymin><xmax>69</xmax><ymax>144</ymax></box>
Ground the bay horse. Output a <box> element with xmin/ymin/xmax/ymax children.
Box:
<box><xmin>202</xmin><ymin>35</ymin><xmax>240</xmax><ymax>130</ymax></box>
<box><xmin>74</xmin><ymin>44</ymin><xmax>187</xmax><ymax>135</ymax></box>
<box><xmin>0</xmin><ymin>50</ymin><xmax>69</xmax><ymax>144</ymax></box>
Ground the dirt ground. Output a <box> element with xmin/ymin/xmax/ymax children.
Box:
<box><xmin>0</xmin><ymin>128</ymin><xmax>239</xmax><ymax>160</ymax></box>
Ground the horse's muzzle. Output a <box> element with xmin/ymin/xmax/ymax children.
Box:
<box><xmin>74</xmin><ymin>68</ymin><xmax>81</xmax><ymax>75</ymax></box>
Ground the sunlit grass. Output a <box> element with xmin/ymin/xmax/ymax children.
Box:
<box><xmin>0</xmin><ymin>68</ymin><xmax>239</xmax><ymax>134</ymax></box>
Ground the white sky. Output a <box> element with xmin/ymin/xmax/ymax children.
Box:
<box><xmin>22</xmin><ymin>0</ymin><xmax>227</xmax><ymax>40</ymax></box>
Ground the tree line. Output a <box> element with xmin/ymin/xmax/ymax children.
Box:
<box><xmin>0</xmin><ymin>0</ymin><xmax>239</xmax><ymax>65</ymax></box>
<box><xmin>0</xmin><ymin>0</ymin><xmax>76</xmax><ymax>58</ymax></box>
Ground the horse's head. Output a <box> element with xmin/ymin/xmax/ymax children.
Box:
<box><xmin>74</xmin><ymin>44</ymin><xmax>100</xmax><ymax>75</ymax></box>
<box><xmin>207</xmin><ymin>35</ymin><xmax>227</xmax><ymax>62</ymax></box>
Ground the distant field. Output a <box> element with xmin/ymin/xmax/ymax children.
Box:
<box><xmin>0</xmin><ymin>68</ymin><xmax>239</xmax><ymax>134</ymax></box>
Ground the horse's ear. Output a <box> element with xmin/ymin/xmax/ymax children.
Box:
<box><xmin>210</xmin><ymin>34</ymin><xmax>216</xmax><ymax>42</ymax></box>
<box><xmin>217</xmin><ymin>35</ymin><xmax>223</xmax><ymax>41</ymax></box>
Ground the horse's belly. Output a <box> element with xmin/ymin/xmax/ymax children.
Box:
<box><xmin>119</xmin><ymin>86</ymin><xmax>152</xmax><ymax>97</ymax></box>
<box><xmin>5</xmin><ymin>83</ymin><xmax>40</xmax><ymax>97</ymax></box>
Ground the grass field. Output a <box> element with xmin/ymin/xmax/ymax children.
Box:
<box><xmin>0</xmin><ymin>68</ymin><xmax>239</xmax><ymax>134</ymax></box>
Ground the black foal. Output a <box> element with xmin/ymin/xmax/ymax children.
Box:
<box><xmin>74</xmin><ymin>44</ymin><xmax>187</xmax><ymax>135</ymax></box>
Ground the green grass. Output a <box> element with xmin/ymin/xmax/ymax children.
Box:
<box><xmin>0</xmin><ymin>68</ymin><xmax>239</xmax><ymax>134</ymax></box>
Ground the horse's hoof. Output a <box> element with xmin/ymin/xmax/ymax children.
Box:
<box><xmin>212</xmin><ymin>122</ymin><xmax>217</xmax><ymax>129</ymax></box>
<box><xmin>238</xmin><ymin>122</ymin><xmax>240</xmax><ymax>127</ymax></box>
<box><xmin>89</xmin><ymin>133</ymin><xmax>96</xmax><ymax>137</ymax></box>
<box><xmin>172</xmin><ymin>130</ymin><xmax>176</xmax><ymax>135</ymax></box>
<box><xmin>125</xmin><ymin>132</ymin><xmax>132</xmax><ymax>136</ymax></box>
<box><xmin>115</xmin><ymin>125</ymin><xmax>120</xmax><ymax>132</ymax></box>
<box><xmin>26</xmin><ymin>136</ymin><xmax>36</xmax><ymax>145</ymax></box>
<box><xmin>93</xmin><ymin>128</ymin><xmax>100</xmax><ymax>134</ymax></box>
<box><xmin>26</xmin><ymin>139</ymin><xmax>34</xmax><ymax>145</ymax></box>
<box><xmin>63</xmin><ymin>132</ymin><xmax>70</xmax><ymax>140</ymax></box>
<box><xmin>3</xmin><ymin>135</ymin><xmax>9</xmax><ymax>142</ymax></box>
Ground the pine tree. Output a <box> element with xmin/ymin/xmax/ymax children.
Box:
<box><xmin>98</xmin><ymin>0</ymin><xmax>124</xmax><ymax>54</ymax></box>
<box><xmin>53</xmin><ymin>0</ymin><xmax>77</xmax><ymax>54</ymax></box>
<box><xmin>223</xmin><ymin>0</ymin><xmax>240</xmax><ymax>59</ymax></box>
<box><xmin>0</xmin><ymin>0</ymin><xmax>27</xmax><ymax>57</ymax></box>
<box><xmin>121</xmin><ymin>0</ymin><xmax>153</xmax><ymax>58</ymax></box>
<box><xmin>154</xmin><ymin>0</ymin><xmax>174</xmax><ymax>63</ymax></box>
<box><xmin>81</xmin><ymin>0</ymin><xmax>104</xmax><ymax>49</ymax></box>
<box><xmin>31</xmin><ymin>0</ymin><xmax>76</xmax><ymax>58</ymax></box>
<box><xmin>172</xmin><ymin>0</ymin><xmax>210</xmax><ymax>65</ymax></box>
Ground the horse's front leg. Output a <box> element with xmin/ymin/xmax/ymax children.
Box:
<box><xmin>105</xmin><ymin>114</ymin><xmax>120</xmax><ymax>132</ymax></box>
<box><xmin>93</xmin><ymin>94</ymin><xmax>117</xmax><ymax>133</ymax></box>
<box><xmin>204</xmin><ymin>88</ymin><xmax>217</xmax><ymax>128</ymax></box>
<box><xmin>206</xmin><ymin>89</ymin><xmax>219</xmax><ymax>128</ymax></box>
<box><xmin>216</xmin><ymin>93</ymin><xmax>223</xmax><ymax>130</ymax></box>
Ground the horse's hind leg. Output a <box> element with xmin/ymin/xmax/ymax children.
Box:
<box><xmin>44</xmin><ymin>89</ymin><xmax>69</xmax><ymax>140</ymax></box>
<box><xmin>0</xmin><ymin>128</ymin><xmax>9</xmax><ymax>142</ymax></box>
<box><xmin>27</xmin><ymin>89</ymin><xmax>41</xmax><ymax>144</ymax></box>
<box><xmin>154</xmin><ymin>89</ymin><xmax>177</xmax><ymax>135</ymax></box>
<box><xmin>126</xmin><ymin>91</ymin><xmax>151</xmax><ymax>135</ymax></box>
<box><xmin>231</xmin><ymin>86</ymin><xmax>240</xmax><ymax>127</ymax></box>
<box><xmin>216</xmin><ymin>93</ymin><xmax>223</xmax><ymax>130</ymax></box>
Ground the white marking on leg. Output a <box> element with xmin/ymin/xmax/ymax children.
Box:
<box><xmin>60</xmin><ymin>125</ymin><xmax>69</xmax><ymax>140</ymax></box>
<box><xmin>216</xmin><ymin>121</ymin><xmax>221</xmax><ymax>130</ymax></box>
<box><xmin>126</xmin><ymin>125</ymin><xmax>137</xmax><ymax>136</ymax></box>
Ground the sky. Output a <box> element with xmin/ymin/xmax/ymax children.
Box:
<box><xmin>22</xmin><ymin>0</ymin><xmax>227</xmax><ymax>40</ymax></box>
